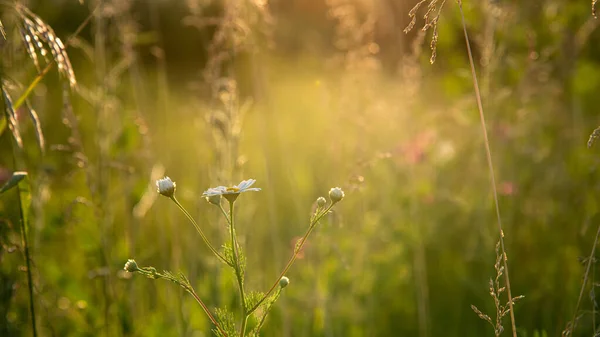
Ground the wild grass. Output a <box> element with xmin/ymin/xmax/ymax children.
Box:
<box><xmin>2</xmin><ymin>0</ymin><xmax>600</xmax><ymax>336</ymax></box>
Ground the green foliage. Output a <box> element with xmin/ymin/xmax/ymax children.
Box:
<box><xmin>4</xmin><ymin>1</ymin><xmax>600</xmax><ymax>337</ymax></box>
<box><xmin>214</xmin><ymin>308</ymin><xmax>237</xmax><ymax>337</ymax></box>
<box><xmin>244</xmin><ymin>291</ymin><xmax>265</xmax><ymax>314</ymax></box>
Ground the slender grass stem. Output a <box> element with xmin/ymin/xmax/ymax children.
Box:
<box><xmin>18</xmin><ymin>183</ymin><xmax>37</xmax><ymax>337</ymax></box>
<box><xmin>248</xmin><ymin>204</ymin><xmax>334</xmax><ymax>315</ymax></box>
<box><xmin>457</xmin><ymin>2</ymin><xmax>517</xmax><ymax>337</ymax></box>
<box><xmin>171</xmin><ymin>197</ymin><xmax>230</xmax><ymax>266</ymax></box>
<box><xmin>568</xmin><ymin>223</ymin><xmax>600</xmax><ymax>334</ymax></box>
<box><xmin>1</xmin><ymin>59</ymin><xmax>37</xmax><ymax>337</ymax></box>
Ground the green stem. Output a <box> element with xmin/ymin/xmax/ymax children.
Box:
<box><xmin>187</xmin><ymin>285</ymin><xmax>228</xmax><ymax>337</ymax></box>
<box><xmin>218</xmin><ymin>204</ymin><xmax>231</xmax><ymax>224</ymax></box>
<box><xmin>227</xmin><ymin>201</ymin><xmax>248</xmax><ymax>337</ymax></box>
<box><xmin>139</xmin><ymin>268</ymin><xmax>228</xmax><ymax>337</ymax></box>
<box><xmin>171</xmin><ymin>197</ymin><xmax>230</xmax><ymax>266</ymax></box>
<box><xmin>18</xmin><ymin>184</ymin><xmax>37</xmax><ymax>337</ymax></box>
<box><xmin>253</xmin><ymin>288</ymin><xmax>282</xmax><ymax>334</ymax></box>
<box><xmin>247</xmin><ymin>204</ymin><xmax>334</xmax><ymax>315</ymax></box>
<box><xmin>1</xmin><ymin>64</ymin><xmax>36</xmax><ymax>336</ymax></box>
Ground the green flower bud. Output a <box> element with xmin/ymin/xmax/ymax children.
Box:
<box><xmin>316</xmin><ymin>197</ymin><xmax>327</xmax><ymax>207</ymax></box>
<box><xmin>124</xmin><ymin>259</ymin><xmax>139</xmax><ymax>273</ymax></box>
<box><xmin>328</xmin><ymin>187</ymin><xmax>344</xmax><ymax>203</ymax></box>
<box><xmin>156</xmin><ymin>177</ymin><xmax>176</xmax><ymax>197</ymax></box>
<box><xmin>279</xmin><ymin>276</ymin><xmax>290</xmax><ymax>288</ymax></box>
<box><xmin>206</xmin><ymin>194</ymin><xmax>221</xmax><ymax>205</ymax></box>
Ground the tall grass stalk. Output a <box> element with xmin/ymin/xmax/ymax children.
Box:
<box><xmin>1</xmin><ymin>70</ymin><xmax>36</xmax><ymax>337</ymax></box>
<box><xmin>1</xmin><ymin>92</ymin><xmax>37</xmax><ymax>336</ymax></box>
<box><xmin>566</xmin><ymin>223</ymin><xmax>600</xmax><ymax>334</ymax></box>
<box><xmin>16</xmin><ymin>174</ymin><xmax>36</xmax><ymax>337</ymax></box>
<box><xmin>457</xmin><ymin>1</ymin><xmax>518</xmax><ymax>337</ymax></box>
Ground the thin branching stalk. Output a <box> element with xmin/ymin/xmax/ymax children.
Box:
<box><xmin>247</xmin><ymin>203</ymin><xmax>334</xmax><ymax>314</ymax></box>
<box><xmin>187</xmin><ymin>286</ymin><xmax>228</xmax><ymax>337</ymax></box>
<box><xmin>457</xmin><ymin>1</ymin><xmax>518</xmax><ymax>336</ymax></box>
<box><xmin>171</xmin><ymin>197</ymin><xmax>230</xmax><ymax>265</ymax></box>
<box><xmin>567</xmin><ymin>223</ymin><xmax>600</xmax><ymax>334</ymax></box>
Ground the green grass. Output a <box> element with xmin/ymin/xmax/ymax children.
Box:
<box><xmin>2</xmin><ymin>0</ymin><xmax>600</xmax><ymax>336</ymax></box>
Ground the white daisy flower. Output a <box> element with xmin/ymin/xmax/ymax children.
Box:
<box><xmin>203</xmin><ymin>179</ymin><xmax>261</xmax><ymax>203</ymax></box>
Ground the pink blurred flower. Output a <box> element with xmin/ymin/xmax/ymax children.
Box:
<box><xmin>499</xmin><ymin>181</ymin><xmax>516</xmax><ymax>196</ymax></box>
<box><xmin>396</xmin><ymin>131</ymin><xmax>436</xmax><ymax>165</ymax></box>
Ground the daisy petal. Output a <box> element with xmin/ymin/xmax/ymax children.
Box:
<box><xmin>238</xmin><ymin>179</ymin><xmax>256</xmax><ymax>190</ymax></box>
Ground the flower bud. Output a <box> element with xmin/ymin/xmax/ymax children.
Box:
<box><xmin>124</xmin><ymin>259</ymin><xmax>139</xmax><ymax>273</ymax></box>
<box><xmin>206</xmin><ymin>194</ymin><xmax>221</xmax><ymax>205</ymax></box>
<box><xmin>316</xmin><ymin>197</ymin><xmax>326</xmax><ymax>207</ymax></box>
<box><xmin>328</xmin><ymin>187</ymin><xmax>344</xmax><ymax>203</ymax></box>
<box><xmin>279</xmin><ymin>276</ymin><xmax>290</xmax><ymax>288</ymax></box>
<box><xmin>156</xmin><ymin>177</ymin><xmax>176</xmax><ymax>197</ymax></box>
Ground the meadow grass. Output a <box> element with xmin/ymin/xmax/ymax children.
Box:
<box><xmin>2</xmin><ymin>1</ymin><xmax>600</xmax><ymax>336</ymax></box>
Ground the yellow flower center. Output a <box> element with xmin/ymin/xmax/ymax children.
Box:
<box><xmin>226</xmin><ymin>187</ymin><xmax>240</xmax><ymax>193</ymax></box>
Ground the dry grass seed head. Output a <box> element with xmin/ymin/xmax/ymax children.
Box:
<box><xmin>404</xmin><ymin>0</ymin><xmax>449</xmax><ymax>64</ymax></box>
<box><xmin>472</xmin><ymin>239</ymin><xmax>524</xmax><ymax>337</ymax></box>
<box><xmin>1</xmin><ymin>86</ymin><xmax>22</xmax><ymax>148</ymax></box>
<box><xmin>588</xmin><ymin>126</ymin><xmax>600</xmax><ymax>148</ymax></box>
<box><xmin>15</xmin><ymin>4</ymin><xmax>76</xmax><ymax>87</ymax></box>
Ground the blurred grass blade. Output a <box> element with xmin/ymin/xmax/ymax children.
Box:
<box><xmin>2</xmin><ymin>86</ymin><xmax>23</xmax><ymax>148</ymax></box>
<box><xmin>0</xmin><ymin>171</ymin><xmax>27</xmax><ymax>194</ymax></box>
<box><xmin>26</xmin><ymin>101</ymin><xmax>45</xmax><ymax>153</ymax></box>
<box><xmin>13</xmin><ymin>68</ymin><xmax>48</xmax><ymax>111</ymax></box>
<box><xmin>0</xmin><ymin>114</ymin><xmax>6</xmax><ymax>136</ymax></box>
<box><xmin>17</xmin><ymin>172</ymin><xmax>31</xmax><ymax>231</ymax></box>
<box><xmin>0</xmin><ymin>19</ymin><xmax>6</xmax><ymax>40</ymax></box>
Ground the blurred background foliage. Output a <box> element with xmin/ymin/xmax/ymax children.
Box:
<box><xmin>1</xmin><ymin>0</ymin><xmax>600</xmax><ymax>336</ymax></box>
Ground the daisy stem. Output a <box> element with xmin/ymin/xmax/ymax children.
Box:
<box><xmin>247</xmin><ymin>203</ymin><xmax>334</xmax><ymax>315</ymax></box>
<box><xmin>170</xmin><ymin>196</ymin><xmax>230</xmax><ymax>266</ymax></box>
<box><xmin>227</xmin><ymin>200</ymin><xmax>248</xmax><ymax>337</ymax></box>
<box><xmin>218</xmin><ymin>203</ymin><xmax>231</xmax><ymax>224</ymax></box>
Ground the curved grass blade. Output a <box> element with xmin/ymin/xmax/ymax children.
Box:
<box><xmin>25</xmin><ymin>101</ymin><xmax>45</xmax><ymax>153</ymax></box>
<box><xmin>0</xmin><ymin>171</ymin><xmax>27</xmax><ymax>194</ymax></box>
<box><xmin>0</xmin><ymin>114</ymin><xmax>6</xmax><ymax>136</ymax></box>
<box><xmin>0</xmin><ymin>19</ymin><xmax>6</xmax><ymax>40</ymax></box>
<box><xmin>1</xmin><ymin>86</ymin><xmax>23</xmax><ymax>148</ymax></box>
